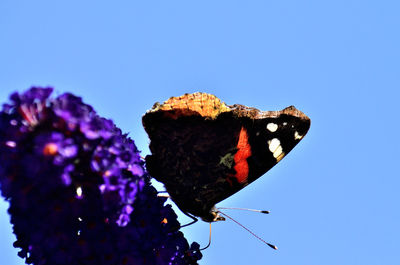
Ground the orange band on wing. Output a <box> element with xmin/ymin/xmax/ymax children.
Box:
<box><xmin>232</xmin><ymin>127</ymin><xmax>251</xmax><ymax>184</ymax></box>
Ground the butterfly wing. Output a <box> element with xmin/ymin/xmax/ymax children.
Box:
<box><xmin>143</xmin><ymin>93</ymin><xmax>310</xmax><ymax>220</ymax></box>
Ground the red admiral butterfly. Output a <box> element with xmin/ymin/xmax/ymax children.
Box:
<box><xmin>143</xmin><ymin>93</ymin><xmax>310</xmax><ymax>223</ymax></box>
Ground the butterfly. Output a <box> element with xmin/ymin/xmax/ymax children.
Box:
<box><xmin>143</xmin><ymin>93</ymin><xmax>310</xmax><ymax>223</ymax></box>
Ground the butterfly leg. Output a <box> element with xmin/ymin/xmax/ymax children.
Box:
<box><xmin>180</xmin><ymin>211</ymin><xmax>198</xmax><ymax>228</ymax></box>
<box><xmin>157</xmin><ymin>191</ymin><xmax>170</xmax><ymax>198</ymax></box>
<box><xmin>156</xmin><ymin>192</ymin><xmax>198</xmax><ymax>228</ymax></box>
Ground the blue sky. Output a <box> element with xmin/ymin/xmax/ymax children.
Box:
<box><xmin>1</xmin><ymin>1</ymin><xmax>399</xmax><ymax>264</ymax></box>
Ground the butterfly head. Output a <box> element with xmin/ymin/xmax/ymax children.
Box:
<box><xmin>200</xmin><ymin>207</ymin><xmax>226</xmax><ymax>222</ymax></box>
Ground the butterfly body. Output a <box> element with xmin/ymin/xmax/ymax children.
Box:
<box><xmin>143</xmin><ymin>93</ymin><xmax>310</xmax><ymax>222</ymax></box>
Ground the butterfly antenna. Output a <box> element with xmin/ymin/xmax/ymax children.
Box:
<box><xmin>217</xmin><ymin>210</ymin><xmax>278</xmax><ymax>250</ymax></box>
<box><xmin>217</xmin><ymin>207</ymin><xmax>270</xmax><ymax>214</ymax></box>
<box><xmin>200</xmin><ymin>223</ymin><xmax>212</xmax><ymax>251</ymax></box>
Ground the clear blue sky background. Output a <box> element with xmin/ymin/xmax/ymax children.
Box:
<box><xmin>1</xmin><ymin>1</ymin><xmax>399</xmax><ymax>264</ymax></box>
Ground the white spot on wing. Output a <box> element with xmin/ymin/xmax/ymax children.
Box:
<box><xmin>294</xmin><ymin>131</ymin><xmax>303</xmax><ymax>140</ymax></box>
<box><xmin>273</xmin><ymin>145</ymin><xmax>283</xmax><ymax>158</ymax></box>
<box><xmin>268</xmin><ymin>138</ymin><xmax>280</xmax><ymax>153</ymax></box>
<box><xmin>266</xmin><ymin>123</ymin><xmax>278</xmax><ymax>132</ymax></box>
<box><xmin>276</xmin><ymin>151</ymin><xmax>285</xmax><ymax>162</ymax></box>
<box><xmin>268</xmin><ymin>138</ymin><xmax>286</xmax><ymax>162</ymax></box>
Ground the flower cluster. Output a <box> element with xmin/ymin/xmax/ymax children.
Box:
<box><xmin>0</xmin><ymin>87</ymin><xmax>202</xmax><ymax>265</ymax></box>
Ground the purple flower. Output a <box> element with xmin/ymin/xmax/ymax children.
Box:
<box><xmin>0</xmin><ymin>87</ymin><xmax>202</xmax><ymax>265</ymax></box>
